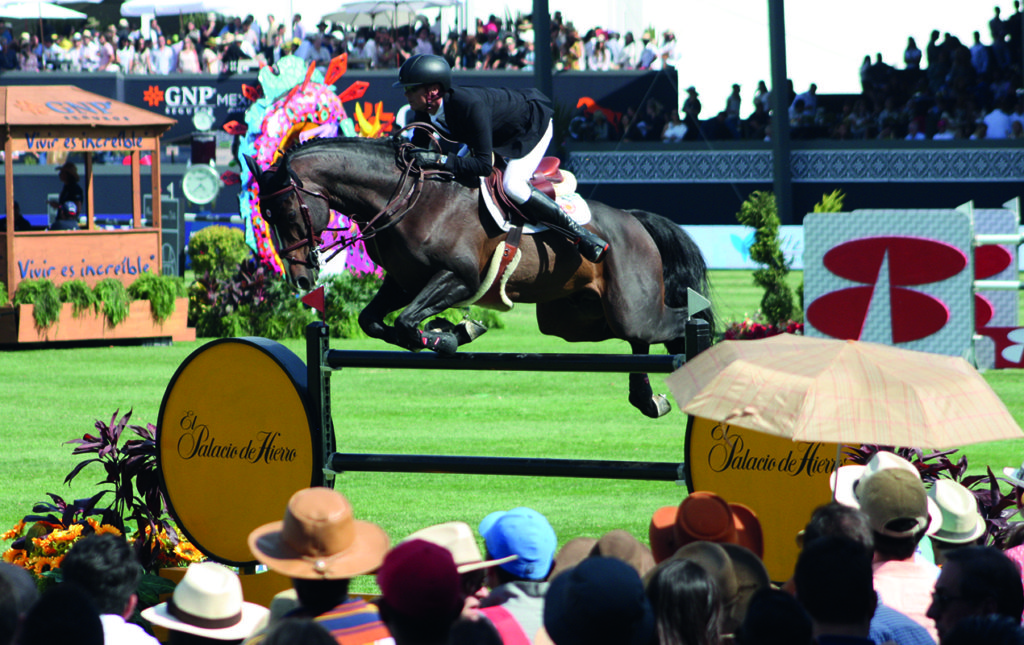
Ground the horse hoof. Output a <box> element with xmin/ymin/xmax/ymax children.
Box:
<box><xmin>420</xmin><ymin>331</ymin><xmax>458</xmax><ymax>355</ymax></box>
<box><xmin>454</xmin><ymin>320</ymin><xmax>488</xmax><ymax>345</ymax></box>
<box><xmin>631</xmin><ymin>393</ymin><xmax>673</xmax><ymax>419</ymax></box>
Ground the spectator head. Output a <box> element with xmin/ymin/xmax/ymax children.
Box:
<box><xmin>658</xmin><ymin>541</ymin><xmax>740</xmax><ymax>633</ymax></box>
<box><xmin>645</xmin><ymin>557</ymin><xmax>721</xmax><ymax>645</ymax></box>
<box><xmin>549</xmin><ymin>537</ymin><xmax>598</xmax><ymax>581</ymax></box>
<box><xmin>926</xmin><ymin>546</ymin><xmax>1024</xmax><ymax>643</ymax></box>
<box><xmin>57</xmin><ymin>160</ymin><xmax>78</xmax><ymax>182</ymax></box>
<box><xmin>590</xmin><ymin>530</ymin><xmax>656</xmax><ymax>579</ymax></box>
<box><xmin>141</xmin><ymin>561</ymin><xmax>269</xmax><ymax>641</ymax></box>
<box><xmin>0</xmin><ymin>562</ymin><xmax>39</xmax><ymax>620</ymax></box>
<box><xmin>479</xmin><ymin>507</ymin><xmax>557</xmax><ymax>582</ymax></box>
<box><xmin>544</xmin><ymin>557</ymin><xmax>654</xmax><ymax>645</ymax></box>
<box><xmin>248</xmin><ymin>487</ymin><xmax>389</xmax><ymax>581</ymax></box>
<box><xmin>832</xmin><ymin>452</ymin><xmax>942</xmax><ymax>534</ymax></box>
<box><xmin>20</xmin><ymin>584</ymin><xmax>102</xmax><ymax>645</ymax></box>
<box><xmin>794</xmin><ymin>536</ymin><xmax>876</xmax><ymax>632</ymax></box>
<box><xmin>928</xmin><ymin>480</ymin><xmax>986</xmax><ymax>559</ymax></box>
<box><xmin>801</xmin><ymin>502</ymin><xmax>874</xmax><ymax>549</ymax></box>
<box><xmin>376</xmin><ymin>539</ymin><xmax>463</xmax><ymax>641</ymax></box>
<box><xmin>856</xmin><ymin>468</ymin><xmax>932</xmax><ymax>558</ymax></box>
<box><xmin>648</xmin><ymin>491</ymin><xmax>763</xmax><ymax>563</ymax></box>
<box><xmin>735</xmin><ymin>587</ymin><xmax>813</xmax><ymax>645</ymax></box>
<box><xmin>942</xmin><ymin>615</ymin><xmax>1024</xmax><ymax>645</ymax></box>
<box><xmin>60</xmin><ymin>533</ymin><xmax>142</xmax><ymax>616</ymax></box>
<box><xmin>403</xmin><ymin>521</ymin><xmax>516</xmax><ymax>617</ymax></box>
<box><xmin>719</xmin><ymin>543</ymin><xmax>770</xmax><ymax>630</ymax></box>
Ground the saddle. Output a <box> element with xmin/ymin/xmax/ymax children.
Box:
<box><xmin>460</xmin><ymin>158</ymin><xmax>584</xmax><ymax>311</ymax></box>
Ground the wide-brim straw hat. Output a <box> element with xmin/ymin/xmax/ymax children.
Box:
<box><xmin>141</xmin><ymin>562</ymin><xmax>268</xmax><ymax>641</ymax></box>
<box><xmin>403</xmin><ymin>521</ymin><xmax>516</xmax><ymax>574</ymax></box>
<box><xmin>248</xmin><ymin>487</ymin><xmax>389</xmax><ymax>580</ymax></box>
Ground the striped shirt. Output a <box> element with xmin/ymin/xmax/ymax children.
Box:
<box><xmin>247</xmin><ymin>599</ymin><xmax>394</xmax><ymax>645</ymax></box>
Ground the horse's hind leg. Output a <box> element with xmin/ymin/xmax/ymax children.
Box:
<box><xmin>628</xmin><ymin>341</ymin><xmax>673</xmax><ymax>419</ymax></box>
<box><xmin>393</xmin><ymin>270</ymin><xmax>476</xmax><ymax>355</ymax></box>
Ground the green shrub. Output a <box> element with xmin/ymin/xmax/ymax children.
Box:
<box><xmin>0</xmin><ymin>281</ymin><xmax>7</xmax><ymax>306</ymax></box>
<box><xmin>128</xmin><ymin>272</ymin><xmax>185</xmax><ymax>323</ymax></box>
<box><xmin>736</xmin><ymin>191</ymin><xmax>798</xmax><ymax>328</ymax></box>
<box><xmin>188</xmin><ymin>226</ymin><xmax>252</xmax><ymax>279</ymax></box>
<box><xmin>190</xmin><ymin>258</ymin><xmax>314</xmax><ymax>339</ymax></box>
<box><xmin>93</xmin><ymin>279</ymin><xmax>131</xmax><ymax>327</ymax></box>
<box><xmin>13</xmin><ymin>279</ymin><xmax>61</xmax><ymax>329</ymax></box>
<box><xmin>59</xmin><ymin>280</ymin><xmax>97</xmax><ymax>318</ymax></box>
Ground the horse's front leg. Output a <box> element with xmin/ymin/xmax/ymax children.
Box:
<box><xmin>628</xmin><ymin>341</ymin><xmax>673</xmax><ymax>419</ymax></box>
<box><xmin>394</xmin><ymin>270</ymin><xmax>475</xmax><ymax>355</ymax></box>
<box><xmin>358</xmin><ymin>275</ymin><xmax>414</xmax><ymax>347</ymax></box>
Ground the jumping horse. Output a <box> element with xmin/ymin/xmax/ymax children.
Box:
<box><xmin>246</xmin><ymin>135</ymin><xmax>713</xmax><ymax>418</ymax></box>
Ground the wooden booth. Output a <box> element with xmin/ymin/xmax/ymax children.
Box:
<box><xmin>0</xmin><ymin>86</ymin><xmax>194</xmax><ymax>343</ymax></box>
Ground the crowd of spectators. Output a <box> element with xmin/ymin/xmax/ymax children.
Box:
<box><xmin>5</xmin><ymin>449</ymin><xmax>1024</xmax><ymax>645</ymax></box>
<box><xmin>0</xmin><ymin>6</ymin><xmax>1020</xmax><ymax>144</ymax></box>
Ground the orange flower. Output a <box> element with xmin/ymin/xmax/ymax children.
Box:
<box><xmin>93</xmin><ymin>524</ymin><xmax>122</xmax><ymax>537</ymax></box>
<box><xmin>1</xmin><ymin>520</ymin><xmax>25</xmax><ymax>541</ymax></box>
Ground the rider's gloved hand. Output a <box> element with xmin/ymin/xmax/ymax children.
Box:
<box><xmin>410</xmin><ymin>149</ymin><xmax>450</xmax><ymax>170</ymax></box>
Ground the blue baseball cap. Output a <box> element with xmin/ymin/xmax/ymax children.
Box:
<box><xmin>479</xmin><ymin>507</ymin><xmax>557</xmax><ymax>581</ymax></box>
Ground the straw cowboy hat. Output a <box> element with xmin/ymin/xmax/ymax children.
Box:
<box><xmin>927</xmin><ymin>479</ymin><xmax>986</xmax><ymax>545</ymax></box>
<box><xmin>247</xmin><ymin>487</ymin><xmax>389</xmax><ymax>579</ymax></box>
<box><xmin>830</xmin><ymin>451</ymin><xmax>942</xmax><ymax>535</ymax></box>
<box><xmin>141</xmin><ymin>562</ymin><xmax>268</xmax><ymax>641</ymax></box>
<box><xmin>649</xmin><ymin>491</ymin><xmax>763</xmax><ymax>563</ymax></box>
<box><xmin>403</xmin><ymin>521</ymin><xmax>516</xmax><ymax>574</ymax></box>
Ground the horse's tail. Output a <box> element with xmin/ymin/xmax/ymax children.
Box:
<box><xmin>629</xmin><ymin>210</ymin><xmax>715</xmax><ymax>332</ymax></box>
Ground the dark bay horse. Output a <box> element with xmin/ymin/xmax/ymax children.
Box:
<box><xmin>247</xmin><ymin>136</ymin><xmax>712</xmax><ymax>418</ymax></box>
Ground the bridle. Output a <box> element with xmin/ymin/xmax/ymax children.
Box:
<box><xmin>259</xmin><ymin>126</ymin><xmax>453</xmax><ymax>270</ymax></box>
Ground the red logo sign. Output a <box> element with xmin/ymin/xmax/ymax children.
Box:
<box><xmin>807</xmin><ymin>237</ymin><xmax>968</xmax><ymax>343</ymax></box>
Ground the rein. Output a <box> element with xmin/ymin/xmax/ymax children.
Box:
<box><xmin>262</xmin><ymin>127</ymin><xmax>454</xmax><ymax>268</ymax></box>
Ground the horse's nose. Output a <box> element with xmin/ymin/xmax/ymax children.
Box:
<box><xmin>296</xmin><ymin>274</ymin><xmax>313</xmax><ymax>291</ymax></box>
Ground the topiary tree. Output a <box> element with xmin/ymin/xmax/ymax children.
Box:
<box><xmin>736</xmin><ymin>191</ymin><xmax>797</xmax><ymax>328</ymax></box>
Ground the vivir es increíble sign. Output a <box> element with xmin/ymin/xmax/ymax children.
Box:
<box><xmin>157</xmin><ymin>337</ymin><xmax>325</xmax><ymax>565</ymax></box>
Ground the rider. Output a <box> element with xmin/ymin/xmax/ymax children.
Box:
<box><xmin>394</xmin><ymin>54</ymin><xmax>609</xmax><ymax>263</ymax></box>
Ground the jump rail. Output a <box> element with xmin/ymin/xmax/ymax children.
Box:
<box><xmin>304</xmin><ymin>319</ymin><xmax>712</xmax><ymax>485</ymax></box>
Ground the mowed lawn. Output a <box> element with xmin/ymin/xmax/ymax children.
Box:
<box><xmin>2</xmin><ymin>270</ymin><xmax>1023</xmax><ymax>568</ymax></box>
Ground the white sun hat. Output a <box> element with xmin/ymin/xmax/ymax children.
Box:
<box><xmin>927</xmin><ymin>479</ymin><xmax>986</xmax><ymax>545</ymax></box>
<box><xmin>141</xmin><ymin>562</ymin><xmax>268</xmax><ymax>641</ymax></box>
<box><xmin>830</xmin><ymin>451</ymin><xmax>943</xmax><ymax>535</ymax></box>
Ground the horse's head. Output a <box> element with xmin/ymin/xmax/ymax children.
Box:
<box><xmin>246</xmin><ymin>154</ymin><xmax>329</xmax><ymax>291</ymax></box>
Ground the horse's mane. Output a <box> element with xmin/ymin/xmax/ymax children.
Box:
<box><xmin>283</xmin><ymin>135</ymin><xmax>399</xmax><ymax>163</ymax></box>
<box><xmin>267</xmin><ymin>135</ymin><xmax>400</xmax><ymax>189</ymax></box>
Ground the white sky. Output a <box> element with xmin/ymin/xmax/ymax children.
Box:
<box><xmin>434</xmin><ymin>0</ymin><xmax>1002</xmax><ymax>113</ymax></box>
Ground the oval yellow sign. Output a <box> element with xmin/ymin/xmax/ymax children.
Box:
<box><xmin>685</xmin><ymin>416</ymin><xmax>852</xmax><ymax>581</ymax></box>
<box><xmin>158</xmin><ymin>338</ymin><xmax>323</xmax><ymax>565</ymax></box>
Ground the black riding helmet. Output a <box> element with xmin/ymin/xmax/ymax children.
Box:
<box><xmin>393</xmin><ymin>54</ymin><xmax>452</xmax><ymax>92</ymax></box>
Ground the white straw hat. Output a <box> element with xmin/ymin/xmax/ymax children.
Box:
<box><xmin>141</xmin><ymin>562</ymin><xmax>268</xmax><ymax>641</ymax></box>
<box><xmin>928</xmin><ymin>479</ymin><xmax>986</xmax><ymax>544</ymax></box>
<box><xmin>404</xmin><ymin>521</ymin><xmax>516</xmax><ymax>573</ymax></box>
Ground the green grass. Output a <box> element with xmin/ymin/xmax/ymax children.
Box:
<box><xmin>3</xmin><ymin>269</ymin><xmax>1024</xmax><ymax>579</ymax></box>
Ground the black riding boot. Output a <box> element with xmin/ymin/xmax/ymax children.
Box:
<box><xmin>520</xmin><ymin>188</ymin><xmax>609</xmax><ymax>262</ymax></box>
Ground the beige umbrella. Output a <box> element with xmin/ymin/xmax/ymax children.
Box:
<box><xmin>667</xmin><ymin>334</ymin><xmax>1023</xmax><ymax>450</ymax></box>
